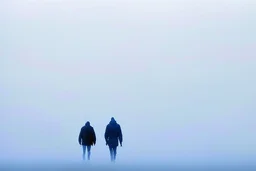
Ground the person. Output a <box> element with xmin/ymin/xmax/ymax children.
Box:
<box><xmin>104</xmin><ymin>117</ymin><xmax>123</xmax><ymax>162</ymax></box>
<box><xmin>78</xmin><ymin>121</ymin><xmax>96</xmax><ymax>160</ymax></box>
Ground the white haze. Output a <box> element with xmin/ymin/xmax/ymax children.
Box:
<box><xmin>1</xmin><ymin>0</ymin><xmax>256</xmax><ymax>165</ymax></box>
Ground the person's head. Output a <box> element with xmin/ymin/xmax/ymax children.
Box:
<box><xmin>110</xmin><ymin>117</ymin><xmax>117</xmax><ymax>124</ymax></box>
<box><xmin>111</xmin><ymin>117</ymin><xmax>115</xmax><ymax>122</ymax></box>
<box><xmin>85</xmin><ymin>121</ymin><xmax>90</xmax><ymax>126</ymax></box>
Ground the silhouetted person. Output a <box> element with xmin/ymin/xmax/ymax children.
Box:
<box><xmin>105</xmin><ymin>117</ymin><xmax>123</xmax><ymax>162</ymax></box>
<box><xmin>78</xmin><ymin>121</ymin><xmax>96</xmax><ymax>160</ymax></box>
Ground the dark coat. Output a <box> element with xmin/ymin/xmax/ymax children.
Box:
<box><xmin>104</xmin><ymin>118</ymin><xmax>123</xmax><ymax>147</ymax></box>
<box><xmin>78</xmin><ymin>122</ymin><xmax>96</xmax><ymax>146</ymax></box>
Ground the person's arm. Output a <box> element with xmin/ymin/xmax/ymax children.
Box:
<box><xmin>104</xmin><ymin>126</ymin><xmax>109</xmax><ymax>145</ymax></box>
<box><xmin>118</xmin><ymin>125</ymin><xmax>123</xmax><ymax>146</ymax></box>
<box><xmin>78</xmin><ymin>128</ymin><xmax>82</xmax><ymax>145</ymax></box>
<box><xmin>92</xmin><ymin>127</ymin><xmax>96</xmax><ymax>145</ymax></box>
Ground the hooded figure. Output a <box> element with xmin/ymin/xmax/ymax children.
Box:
<box><xmin>104</xmin><ymin>117</ymin><xmax>123</xmax><ymax>162</ymax></box>
<box><xmin>78</xmin><ymin>121</ymin><xmax>96</xmax><ymax>160</ymax></box>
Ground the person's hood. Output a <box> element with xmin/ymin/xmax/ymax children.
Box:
<box><xmin>109</xmin><ymin>117</ymin><xmax>117</xmax><ymax>125</ymax></box>
<box><xmin>85</xmin><ymin>121</ymin><xmax>90</xmax><ymax>126</ymax></box>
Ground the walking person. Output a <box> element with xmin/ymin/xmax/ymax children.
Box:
<box><xmin>78</xmin><ymin>121</ymin><xmax>96</xmax><ymax>160</ymax></box>
<box><xmin>105</xmin><ymin>117</ymin><xmax>123</xmax><ymax>162</ymax></box>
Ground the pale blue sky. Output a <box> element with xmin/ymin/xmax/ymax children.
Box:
<box><xmin>1</xmin><ymin>0</ymin><xmax>256</xmax><ymax>165</ymax></box>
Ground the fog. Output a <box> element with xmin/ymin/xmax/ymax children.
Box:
<box><xmin>1</xmin><ymin>0</ymin><xmax>256</xmax><ymax>166</ymax></box>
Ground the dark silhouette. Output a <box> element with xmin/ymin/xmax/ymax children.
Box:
<box><xmin>78</xmin><ymin>121</ymin><xmax>96</xmax><ymax>160</ymax></box>
<box><xmin>104</xmin><ymin>117</ymin><xmax>123</xmax><ymax>162</ymax></box>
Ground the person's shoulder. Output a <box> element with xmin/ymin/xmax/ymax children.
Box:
<box><xmin>116</xmin><ymin>123</ymin><xmax>121</xmax><ymax>128</ymax></box>
<box><xmin>106</xmin><ymin>124</ymin><xmax>111</xmax><ymax>129</ymax></box>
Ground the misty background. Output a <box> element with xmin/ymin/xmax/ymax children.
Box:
<box><xmin>1</xmin><ymin>0</ymin><xmax>256</xmax><ymax>165</ymax></box>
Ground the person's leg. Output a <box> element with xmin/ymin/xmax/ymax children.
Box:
<box><xmin>109</xmin><ymin>146</ymin><xmax>114</xmax><ymax>161</ymax></box>
<box><xmin>87</xmin><ymin>145</ymin><xmax>91</xmax><ymax>160</ymax></box>
<box><xmin>82</xmin><ymin>145</ymin><xmax>86</xmax><ymax>160</ymax></box>
<box><xmin>113</xmin><ymin>146</ymin><xmax>117</xmax><ymax>161</ymax></box>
